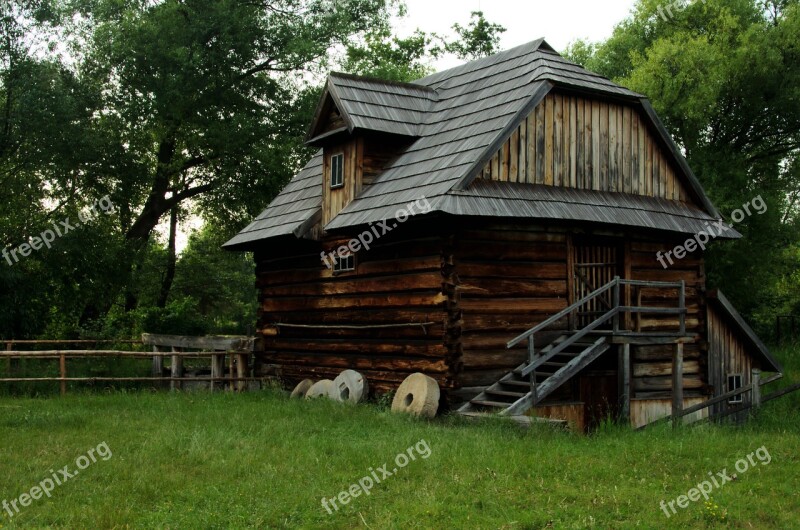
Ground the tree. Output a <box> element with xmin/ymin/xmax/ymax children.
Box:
<box><xmin>444</xmin><ymin>10</ymin><xmax>506</xmax><ymax>61</ymax></box>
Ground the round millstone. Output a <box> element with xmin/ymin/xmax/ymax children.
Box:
<box><xmin>290</xmin><ymin>379</ymin><xmax>314</xmax><ymax>399</ymax></box>
<box><xmin>305</xmin><ymin>379</ymin><xmax>334</xmax><ymax>399</ymax></box>
<box><xmin>391</xmin><ymin>373</ymin><xmax>440</xmax><ymax>418</ymax></box>
<box><xmin>331</xmin><ymin>370</ymin><xmax>369</xmax><ymax>403</ymax></box>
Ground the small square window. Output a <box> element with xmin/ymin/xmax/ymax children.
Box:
<box><xmin>728</xmin><ymin>374</ymin><xmax>743</xmax><ymax>404</ymax></box>
<box><xmin>333</xmin><ymin>252</ymin><xmax>355</xmax><ymax>273</ymax></box>
<box><xmin>330</xmin><ymin>153</ymin><xmax>344</xmax><ymax>189</ymax></box>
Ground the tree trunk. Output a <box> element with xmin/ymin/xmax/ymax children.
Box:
<box><xmin>157</xmin><ymin>206</ymin><xmax>179</xmax><ymax>308</ymax></box>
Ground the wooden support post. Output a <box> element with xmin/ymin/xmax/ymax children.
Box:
<box><xmin>619</xmin><ymin>344</ymin><xmax>630</xmax><ymax>424</ymax></box>
<box><xmin>152</xmin><ymin>346</ymin><xmax>163</xmax><ymax>378</ymax></box>
<box><xmin>635</xmin><ymin>288</ymin><xmax>643</xmax><ymax>333</ymax></box>
<box><xmin>170</xmin><ymin>346</ymin><xmax>183</xmax><ymax>391</ymax></box>
<box><xmin>678</xmin><ymin>280</ymin><xmax>686</xmax><ymax>335</ymax></box>
<box><xmin>59</xmin><ymin>353</ymin><xmax>67</xmax><ymax>397</ymax></box>
<box><xmin>612</xmin><ymin>276</ymin><xmax>620</xmax><ymax>333</ymax></box>
<box><xmin>672</xmin><ymin>342</ymin><xmax>684</xmax><ymax>428</ymax></box>
<box><xmin>6</xmin><ymin>341</ymin><xmax>19</xmax><ymax>378</ymax></box>
<box><xmin>751</xmin><ymin>369</ymin><xmax>762</xmax><ymax>412</ymax></box>
<box><xmin>236</xmin><ymin>354</ymin><xmax>248</xmax><ymax>392</ymax></box>
<box><xmin>211</xmin><ymin>353</ymin><xmax>224</xmax><ymax>391</ymax></box>
<box><xmin>528</xmin><ymin>336</ymin><xmax>537</xmax><ymax>403</ymax></box>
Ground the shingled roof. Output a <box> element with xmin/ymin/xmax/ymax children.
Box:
<box><xmin>225</xmin><ymin>39</ymin><xmax>729</xmax><ymax>250</ymax></box>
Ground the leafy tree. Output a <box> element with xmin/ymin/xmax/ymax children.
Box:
<box><xmin>444</xmin><ymin>10</ymin><xmax>506</xmax><ymax>61</ymax></box>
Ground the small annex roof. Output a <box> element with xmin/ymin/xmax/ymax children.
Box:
<box><xmin>225</xmin><ymin>38</ymin><xmax>729</xmax><ymax>250</ymax></box>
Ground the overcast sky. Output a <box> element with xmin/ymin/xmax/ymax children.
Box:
<box><xmin>396</xmin><ymin>0</ymin><xmax>638</xmax><ymax>69</ymax></box>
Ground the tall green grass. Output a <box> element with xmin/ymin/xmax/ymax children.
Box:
<box><xmin>0</xmin><ymin>346</ymin><xmax>797</xmax><ymax>529</ymax></box>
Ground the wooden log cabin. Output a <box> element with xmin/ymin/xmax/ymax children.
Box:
<box><xmin>225</xmin><ymin>39</ymin><xmax>783</xmax><ymax>430</ymax></box>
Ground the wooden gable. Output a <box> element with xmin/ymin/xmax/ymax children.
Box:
<box><xmin>478</xmin><ymin>91</ymin><xmax>694</xmax><ymax>203</ymax></box>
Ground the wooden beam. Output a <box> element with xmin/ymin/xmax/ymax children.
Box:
<box><xmin>672</xmin><ymin>342</ymin><xmax>684</xmax><ymax>427</ymax></box>
<box><xmin>619</xmin><ymin>344</ymin><xmax>630</xmax><ymax>424</ymax></box>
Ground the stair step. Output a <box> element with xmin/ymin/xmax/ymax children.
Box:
<box><xmin>499</xmin><ymin>379</ymin><xmax>542</xmax><ymax>388</ymax></box>
<box><xmin>470</xmin><ymin>399</ymin><xmax>513</xmax><ymax>408</ymax></box>
<box><xmin>484</xmin><ymin>389</ymin><xmax>527</xmax><ymax>399</ymax></box>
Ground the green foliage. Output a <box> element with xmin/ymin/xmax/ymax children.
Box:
<box><xmin>443</xmin><ymin>10</ymin><xmax>506</xmax><ymax>61</ymax></box>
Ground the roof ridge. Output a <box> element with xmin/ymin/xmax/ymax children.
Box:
<box><xmin>329</xmin><ymin>71</ymin><xmax>438</xmax><ymax>97</ymax></box>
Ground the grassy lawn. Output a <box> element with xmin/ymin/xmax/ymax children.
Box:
<box><xmin>1</xmin><ymin>351</ymin><xmax>799</xmax><ymax>529</ymax></box>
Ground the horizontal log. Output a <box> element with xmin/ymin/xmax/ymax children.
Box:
<box><xmin>262</xmin><ymin>339</ymin><xmax>447</xmax><ymax>358</ymax></box>
<box><xmin>456</xmin><ymin>241</ymin><xmax>565</xmax><ymax>261</ymax></box>
<box><xmin>459</xmin><ymin>298</ymin><xmax>568</xmax><ymax>314</ymax></box>
<box><xmin>461</xmin><ymin>349</ymin><xmax>526</xmax><ymax>369</ymax></box>
<box><xmin>633</xmin><ymin>375</ymin><xmax>705</xmax><ymax>392</ymax></box>
<box><xmin>458</xmin><ymin>261</ymin><xmax>567</xmax><ymax>280</ymax></box>
<box><xmin>142</xmin><ymin>334</ymin><xmax>252</xmax><ymax>351</ymax></box>
<box><xmin>262</xmin><ymin>292</ymin><xmax>447</xmax><ymax>312</ymax></box>
<box><xmin>631</xmin><ymin>269</ymin><xmax>701</xmax><ymax>284</ymax></box>
<box><xmin>633</xmin><ymin>360</ymin><xmax>700</xmax><ymax>377</ymax></box>
<box><xmin>264</xmin><ymin>353</ymin><xmax>448</xmax><ymax>373</ymax></box>
<box><xmin>262</xmin><ymin>273</ymin><xmax>442</xmax><ymax>297</ymax></box>
<box><xmin>0</xmin><ymin>350</ymin><xmax>236</xmax><ymax>358</ymax></box>
<box><xmin>459</xmin><ymin>230</ymin><xmax>566</xmax><ymax>243</ymax></box>
<box><xmin>633</xmin><ymin>344</ymin><xmax>700</xmax><ymax>361</ymax></box>
<box><xmin>268</xmin><ymin>325</ymin><xmax>444</xmax><ymax>340</ymax></box>
<box><xmin>457</xmin><ymin>279</ymin><xmax>567</xmax><ymax>298</ymax></box>
<box><xmin>259</xmin><ymin>310</ymin><xmax>445</xmax><ymax>325</ymax></box>
<box><xmin>256</xmin><ymin>256</ymin><xmax>442</xmax><ymax>286</ymax></box>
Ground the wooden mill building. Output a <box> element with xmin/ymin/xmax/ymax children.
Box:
<box><xmin>225</xmin><ymin>39</ymin><xmax>783</xmax><ymax>429</ymax></box>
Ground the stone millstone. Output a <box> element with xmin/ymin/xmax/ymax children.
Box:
<box><xmin>305</xmin><ymin>379</ymin><xmax>334</xmax><ymax>399</ymax></box>
<box><xmin>290</xmin><ymin>379</ymin><xmax>314</xmax><ymax>399</ymax></box>
<box><xmin>331</xmin><ymin>370</ymin><xmax>369</xmax><ymax>403</ymax></box>
<box><xmin>391</xmin><ymin>373</ymin><xmax>440</xmax><ymax>418</ymax></box>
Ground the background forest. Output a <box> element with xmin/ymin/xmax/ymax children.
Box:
<box><xmin>1</xmin><ymin>0</ymin><xmax>798</xmax><ymax>342</ymax></box>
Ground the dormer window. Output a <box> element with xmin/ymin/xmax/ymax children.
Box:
<box><xmin>330</xmin><ymin>153</ymin><xmax>344</xmax><ymax>189</ymax></box>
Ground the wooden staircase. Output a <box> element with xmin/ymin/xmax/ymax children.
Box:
<box><xmin>458</xmin><ymin>333</ymin><xmax>610</xmax><ymax>416</ymax></box>
<box><xmin>457</xmin><ymin>276</ymin><xmax>688</xmax><ymax>419</ymax></box>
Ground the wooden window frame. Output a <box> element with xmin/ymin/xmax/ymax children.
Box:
<box><xmin>727</xmin><ymin>373</ymin><xmax>743</xmax><ymax>404</ymax></box>
<box><xmin>330</xmin><ymin>152</ymin><xmax>344</xmax><ymax>189</ymax></box>
<box><xmin>332</xmin><ymin>252</ymin><xmax>356</xmax><ymax>274</ymax></box>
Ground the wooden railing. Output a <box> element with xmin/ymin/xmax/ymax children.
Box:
<box><xmin>0</xmin><ymin>334</ymin><xmax>258</xmax><ymax>395</ymax></box>
<box><xmin>506</xmin><ymin>276</ymin><xmax>687</xmax><ymax>400</ymax></box>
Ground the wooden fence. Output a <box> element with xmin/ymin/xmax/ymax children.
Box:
<box><xmin>1</xmin><ymin>334</ymin><xmax>260</xmax><ymax>395</ymax></box>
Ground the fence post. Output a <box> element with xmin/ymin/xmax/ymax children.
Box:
<box><xmin>236</xmin><ymin>353</ymin><xmax>248</xmax><ymax>392</ymax></box>
<box><xmin>59</xmin><ymin>353</ymin><xmax>67</xmax><ymax>396</ymax></box>
<box><xmin>751</xmin><ymin>369</ymin><xmax>762</xmax><ymax>412</ymax></box>
<box><xmin>152</xmin><ymin>346</ymin><xmax>163</xmax><ymax>379</ymax></box>
<box><xmin>211</xmin><ymin>353</ymin><xmax>224</xmax><ymax>392</ymax></box>
<box><xmin>672</xmin><ymin>342</ymin><xmax>684</xmax><ymax>428</ymax></box>
<box><xmin>170</xmin><ymin>346</ymin><xmax>183</xmax><ymax>391</ymax></box>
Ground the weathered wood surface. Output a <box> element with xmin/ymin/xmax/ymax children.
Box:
<box><xmin>480</xmin><ymin>91</ymin><xmax>690</xmax><ymax>202</ymax></box>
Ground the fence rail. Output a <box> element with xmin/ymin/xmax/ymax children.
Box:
<box><xmin>1</xmin><ymin>334</ymin><xmax>259</xmax><ymax>395</ymax></box>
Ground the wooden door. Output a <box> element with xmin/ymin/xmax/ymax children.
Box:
<box><xmin>571</xmin><ymin>238</ymin><xmax>623</xmax><ymax>328</ymax></box>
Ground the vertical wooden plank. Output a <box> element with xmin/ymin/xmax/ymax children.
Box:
<box><xmin>527</xmin><ymin>112</ymin><xmax>536</xmax><ymax>185</ymax></box>
<box><xmin>591</xmin><ymin>100</ymin><xmax>600</xmax><ymax>191</ymax></box>
<box><xmin>751</xmin><ymin>369</ymin><xmax>761</xmax><ymax>411</ymax></box>
<box><xmin>568</xmin><ymin>96</ymin><xmax>577</xmax><ymax>188</ymax></box>
<box><xmin>59</xmin><ymin>353</ymin><xmax>67</xmax><ymax>396</ymax></box>
<box><xmin>500</xmin><ymin>139</ymin><xmax>510</xmax><ymax>182</ymax></box>
<box><xmin>608</xmin><ymin>104</ymin><xmax>619</xmax><ymax>192</ymax></box>
<box><xmin>492</xmin><ymin>150</ymin><xmax>500</xmax><ymax>179</ymax></box>
<box><xmin>322</xmin><ymin>153</ymin><xmax>330</xmax><ymax>225</ymax></box>
<box><xmin>553</xmin><ymin>94</ymin><xmax>563</xmax><ymax>186</ymax></box>
<box><xmin>509</xmin><ymin>128</ymin><xmax>519</xmax><ymax>182</ymax></box>
<box><xmin>566</xmin><ymin>233</ymin><xmax>575</xmax><ymax>329</ymax></box>
<box><xmin>620</xmin><ymin>105</ymin><xmax>633</xmax><ymax>193</ymax></box>
<box><xmin>211</xmin><ymin>354</ymin><xmax>224</xmax><ymax>392</ymax></box>
<box><xmin>536</xmin><ymin>102</ymin><xmax>546</xmax><ymax>184</ymax></box>
<box><xmin>658</xmin><ymin>153</ymin><xmax>666</xmax><ymax>198</ymax></box>
<box><xmin>672</xmin><ymin>342</ymin><xmax>684</xmax><ymax>427</ymax></box>
<box><xmin>576</xmin><ymin>97</ymin><xmax>585</xmax><ymax>189</ymax></box>
<box><xmin>634</xmin><ymin>113</ymin><xmax>643</xmax><ymax>195</ymax></box>
<box><xmin>545</xmin><ymin>95</ymin><xmax>554</xmax><ymax>186</ymax></box>
<box><xmin>599</xmin><ymin>103</ymin><xmax>610</xmax><ymax>191</ymax></box>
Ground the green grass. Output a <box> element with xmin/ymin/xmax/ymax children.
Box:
<box><xmin>1</xmin><ymin>349</ymin><xmax>799</xmax><ymax>529</ymax></box>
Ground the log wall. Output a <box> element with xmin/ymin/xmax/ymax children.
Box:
<box><xmin>254</xmin><ymin>233</ymin><xmax>451</xmax><ymax>393</ymax></box>
<box><xmin>631</xmin><ymin>397</ymin><xmax>709</xmax><ymax>428</ymax></box>
<box><xmin>628</xmin><ymin>238</ymin><xmax>707</xmax><ymax>399</ymax></box>
<box><xmin>479</xmin><ymin>92</ymin><xmax>692</xmax><ymax>202</ymax></box>
<box><xmin>453</xmin><ymin>223</ymin><xmax>570</xmax><ymax>387</ymax></box>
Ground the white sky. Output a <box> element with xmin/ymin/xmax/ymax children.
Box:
<box><xmin>397</xmin><ymin>0</ymin><xmax>638</xmax><ymax>69</ymax></box>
